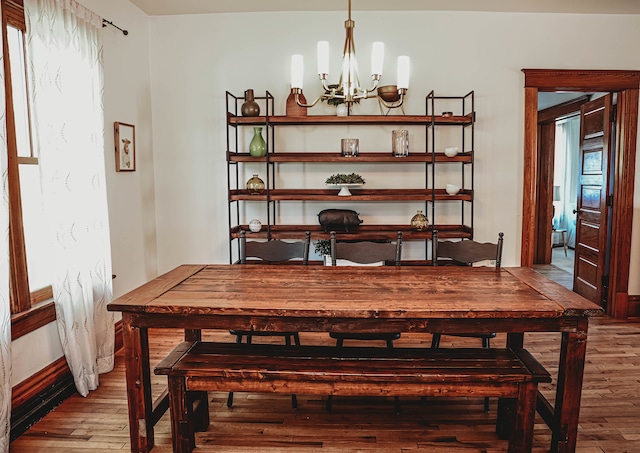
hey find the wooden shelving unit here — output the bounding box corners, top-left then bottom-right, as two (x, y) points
(225, 90), (475, 264)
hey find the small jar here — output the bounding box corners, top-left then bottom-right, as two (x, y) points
(410, 210), (429, 231)
(249, 219), (262, 232)
(341, 138), (359, 157)
(246, 174), (265, 195)
(392, 130), (409, 157)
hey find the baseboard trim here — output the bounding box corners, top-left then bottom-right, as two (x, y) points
(10, 356), (75, 441)
(629, 295), (640, 317)
(10, 320), (124, 441)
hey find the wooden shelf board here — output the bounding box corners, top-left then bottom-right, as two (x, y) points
(227, 113), (473, 126)
(230, 188), (472, 202)
(227, 151), (473, 163)
(230, 224), (472, 241)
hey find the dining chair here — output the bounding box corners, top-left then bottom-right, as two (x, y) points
(326, 230), (403, 413)
(430, 229), (504, 411)
(227, 230), (311, 409)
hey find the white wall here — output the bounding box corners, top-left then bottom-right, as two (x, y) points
(147, 10), (640, 283)
(12, 0), (154, 386)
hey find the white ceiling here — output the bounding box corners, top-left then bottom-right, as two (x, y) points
(128, 0), (640, 16)
(538, 92), (588, 111)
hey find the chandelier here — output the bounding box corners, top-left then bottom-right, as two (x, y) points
(289, 0), (410, 110)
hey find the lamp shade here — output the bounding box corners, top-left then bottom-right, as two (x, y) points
(291, 55), (304, 89)
(370, 41), (384, 76)
(317, 41), (330, 75)
(397, 56), (410, 89)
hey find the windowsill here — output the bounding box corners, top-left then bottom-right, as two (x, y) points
(11, 300), (56, 341)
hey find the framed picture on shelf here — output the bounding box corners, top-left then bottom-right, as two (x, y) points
(114, 122), (136, 171)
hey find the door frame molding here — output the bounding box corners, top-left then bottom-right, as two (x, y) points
(521, 69), (640, 319)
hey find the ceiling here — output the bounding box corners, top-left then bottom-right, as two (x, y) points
(129, 0), (640, 16)
(538, 92), (588, 111)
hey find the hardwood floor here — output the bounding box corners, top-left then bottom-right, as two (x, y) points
(533, 247), (574, 290)
(10, 316), (640, 452)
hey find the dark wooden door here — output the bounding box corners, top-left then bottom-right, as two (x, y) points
(572, 94), (612, 306)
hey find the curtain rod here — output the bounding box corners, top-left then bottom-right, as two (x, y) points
(102, 19), (128, 36)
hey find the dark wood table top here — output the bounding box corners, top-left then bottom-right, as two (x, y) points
(108, 264), (603, 320)
(110, 264), (602, 453)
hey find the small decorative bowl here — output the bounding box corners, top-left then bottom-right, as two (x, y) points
(445, 184), (460, 195)
(442, 111), (453, 118)
(444, 147), (459, 157)
(249, 219), (262, 232)
(377, 85), (400, 102)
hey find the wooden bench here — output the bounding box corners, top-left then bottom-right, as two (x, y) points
(155, 341), (551, 453)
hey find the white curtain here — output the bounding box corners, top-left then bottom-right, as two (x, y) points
(24, 0), (114, 396)
(0, 2), (13, 449)
(554, 116), (580, 248)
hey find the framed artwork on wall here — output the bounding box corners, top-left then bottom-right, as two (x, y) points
(114, 122), (136, 171)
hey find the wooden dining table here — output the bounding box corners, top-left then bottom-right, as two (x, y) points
(108, 264), (603, 453)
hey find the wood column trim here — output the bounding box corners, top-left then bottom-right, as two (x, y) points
(609, 88), (638, 319)
(536, 122), (555, 264)
(521, 86), (538, 267)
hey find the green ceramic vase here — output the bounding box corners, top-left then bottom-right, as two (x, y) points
(249, 127), (267, 157)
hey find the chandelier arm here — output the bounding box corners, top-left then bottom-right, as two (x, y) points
(353, 77), (382, 100)
(376, 89), (407, 109)
(293, 90), (324, 108)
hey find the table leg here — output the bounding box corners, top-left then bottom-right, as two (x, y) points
(506, 332), (524, 348)
(496, 332), (525, 437)
(122, 315), (154, 453)
(552, 318), (589, 453)
(185, 329), (202, 342)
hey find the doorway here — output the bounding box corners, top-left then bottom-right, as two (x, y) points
(521, 69), (640, 319)
(534, 93), (613, 299)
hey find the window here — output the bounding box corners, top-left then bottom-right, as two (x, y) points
(3, 0), (54, 315)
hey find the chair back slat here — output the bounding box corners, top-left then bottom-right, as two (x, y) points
(330, 231), (402, 266)
(432, 231), (504, 267)
(240, 231), (311, 264)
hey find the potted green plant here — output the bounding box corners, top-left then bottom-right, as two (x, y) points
(314, 240), (331, 261)
(325, 173), (366, 196)
(325, 173), (365, 184)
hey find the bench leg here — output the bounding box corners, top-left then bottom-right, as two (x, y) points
(168, 376), (195, 453)
(496, 397), (516, 440)
(507, 382), (538, 453)
(190, 391), (210, 432)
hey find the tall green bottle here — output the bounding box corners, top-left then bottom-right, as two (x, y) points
(249, 127), (267, 157)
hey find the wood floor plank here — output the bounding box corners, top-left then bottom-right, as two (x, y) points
(10, 316), (640, 452)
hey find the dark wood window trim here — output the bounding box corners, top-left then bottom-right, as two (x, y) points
(4, 0), (24, 31)
(521, 69), (640, 319)
(4, 0), (45, 317)
(3, 0), (30, 314)
(11, 300), (56, 340)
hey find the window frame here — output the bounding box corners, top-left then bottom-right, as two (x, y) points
(3, 0), (55, 335)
